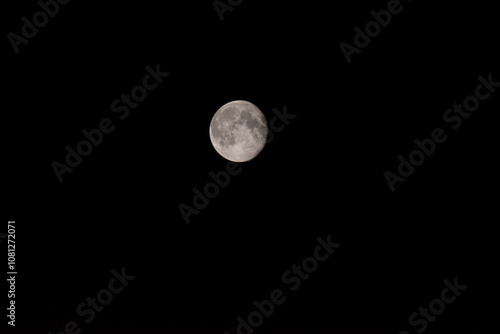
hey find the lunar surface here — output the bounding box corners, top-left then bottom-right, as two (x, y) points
(210, 100), (268, 162)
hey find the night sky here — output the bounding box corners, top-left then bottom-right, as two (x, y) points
(4, 1), (499, 333)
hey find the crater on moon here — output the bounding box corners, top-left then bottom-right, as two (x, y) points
(210, 100), (268, 162)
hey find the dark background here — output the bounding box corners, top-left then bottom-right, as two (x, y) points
(3, 0), (499, 333)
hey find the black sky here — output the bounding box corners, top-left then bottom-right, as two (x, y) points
(4, 0), (499, 333)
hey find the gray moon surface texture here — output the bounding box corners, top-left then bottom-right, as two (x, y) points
(210, 100), (268, 162)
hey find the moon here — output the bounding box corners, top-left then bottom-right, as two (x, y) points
(210, 100), (268, 162)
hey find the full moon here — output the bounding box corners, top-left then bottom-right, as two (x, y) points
(210, 100), (268, 162)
